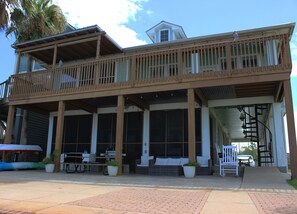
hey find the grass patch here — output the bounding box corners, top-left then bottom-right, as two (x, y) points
(288, 179), (297, 189)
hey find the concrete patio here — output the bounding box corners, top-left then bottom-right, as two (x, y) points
(0, 167), (296, 213)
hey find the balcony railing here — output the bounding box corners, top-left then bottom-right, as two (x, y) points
(9, 34), (291, 100)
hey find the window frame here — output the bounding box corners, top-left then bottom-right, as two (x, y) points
(159, 29), (170, 42)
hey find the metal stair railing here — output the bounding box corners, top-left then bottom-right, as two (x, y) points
(241, 105), (273, 166)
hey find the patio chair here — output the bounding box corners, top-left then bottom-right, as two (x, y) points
(219, 145), (238, 176)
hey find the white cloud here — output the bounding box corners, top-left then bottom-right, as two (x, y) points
(54, 0), (147, 48)
(146, 10), (153, 15)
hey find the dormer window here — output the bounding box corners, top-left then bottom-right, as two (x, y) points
(146, 21), (187, 43)
(160, 29), (169, 42)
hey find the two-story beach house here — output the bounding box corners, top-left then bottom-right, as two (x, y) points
(2, 21), (297, 178)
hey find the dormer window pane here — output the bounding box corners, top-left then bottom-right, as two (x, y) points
(160, 30), (169, 42)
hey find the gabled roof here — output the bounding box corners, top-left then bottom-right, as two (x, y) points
(146, 20), (187, 42)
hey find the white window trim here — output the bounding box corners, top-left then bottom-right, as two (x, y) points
(159, 28), (170, 42)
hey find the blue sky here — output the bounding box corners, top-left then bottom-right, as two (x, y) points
(1, 0), (297, 108)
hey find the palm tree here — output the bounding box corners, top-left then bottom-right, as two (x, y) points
(6, 0), (67, 42)
(0, 0), (19, 30)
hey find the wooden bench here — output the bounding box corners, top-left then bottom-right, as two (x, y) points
(64, 162), (107, 173)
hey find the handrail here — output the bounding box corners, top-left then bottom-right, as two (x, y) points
(241, 105), (273, 166)
(8, 34), (291, 100)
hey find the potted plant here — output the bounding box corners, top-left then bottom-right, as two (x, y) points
(183, 161), (199, 178)
(42, 150), (58, 173)
(106, 160), (119, 176)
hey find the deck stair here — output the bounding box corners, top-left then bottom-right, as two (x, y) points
(240, 104), (273, 166)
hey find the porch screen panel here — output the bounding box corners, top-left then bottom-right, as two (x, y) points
(150, 111), (166, 142)
(150, 109), (202, 157)
(97, 113), (116, 154)
(167, 110), (183, 142)
(123, 112), (143, 172)
(76, 115), (92, 152)
(61, 115), (92, 153)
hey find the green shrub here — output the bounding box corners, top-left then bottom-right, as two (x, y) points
(42, 149), (58, 165)
(288, 179), (297, 189)
(106, 160), (119, 166)
(184, 161), (200, 167)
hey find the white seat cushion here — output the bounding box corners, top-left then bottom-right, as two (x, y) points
(155, 158), (168, 165)
(180, 158), (189, 166)
(167, 158), (181, 166)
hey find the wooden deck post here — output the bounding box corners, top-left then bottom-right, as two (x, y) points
(16, 52), (21, 74)
(131, 56), (137, 84)
(226, 43), (232, 75)
(178, 50), (183, 80)
(4, 105), (16, 144)
(52, 44), (58, 69)
(54, 101), (65, 172)
(283, 80), (297, 179)
(188, 88), (196, 162)
(3, 105), (16, 161)
(115, 95), (125, 175)
(96, 35), (101, 59)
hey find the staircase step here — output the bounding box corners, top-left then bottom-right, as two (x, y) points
(260, 160), (273, 164)
(243, 130), (257, 134)
(259, 155), (272, 159)
(257, 106), (268, 110)
(245, 135), (257, 138)
(245, 122), (257, 125)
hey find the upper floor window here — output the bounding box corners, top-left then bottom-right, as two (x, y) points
(160, 29), (169, 42)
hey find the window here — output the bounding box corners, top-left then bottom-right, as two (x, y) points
(160, 29), (169, 42)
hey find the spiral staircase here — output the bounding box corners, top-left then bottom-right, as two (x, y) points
(239, 104), (273, 166)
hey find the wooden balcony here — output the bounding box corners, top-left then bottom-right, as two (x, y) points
(8, 34), (292, 104)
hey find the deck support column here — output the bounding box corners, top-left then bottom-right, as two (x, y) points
(15, 52), (21, 74)
(52, 45), (57, 69)
(54, 101), (65, 172)
(96, 35), (101, 59)
(283, 80), (297, 179)
(115, 95), (125, 175)
(91, 113), (98, 154)
(188, 89), (196, 162)
(201, 107), (211, 160)
(3, 105), (16, 161)
(46, 115), (54, 156)
(142, 110), (150, 156)
(4, 105), (16, 144)
(272, 103), (287, 171)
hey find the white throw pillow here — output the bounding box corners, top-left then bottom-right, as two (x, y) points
(155, 158), (168, 165)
